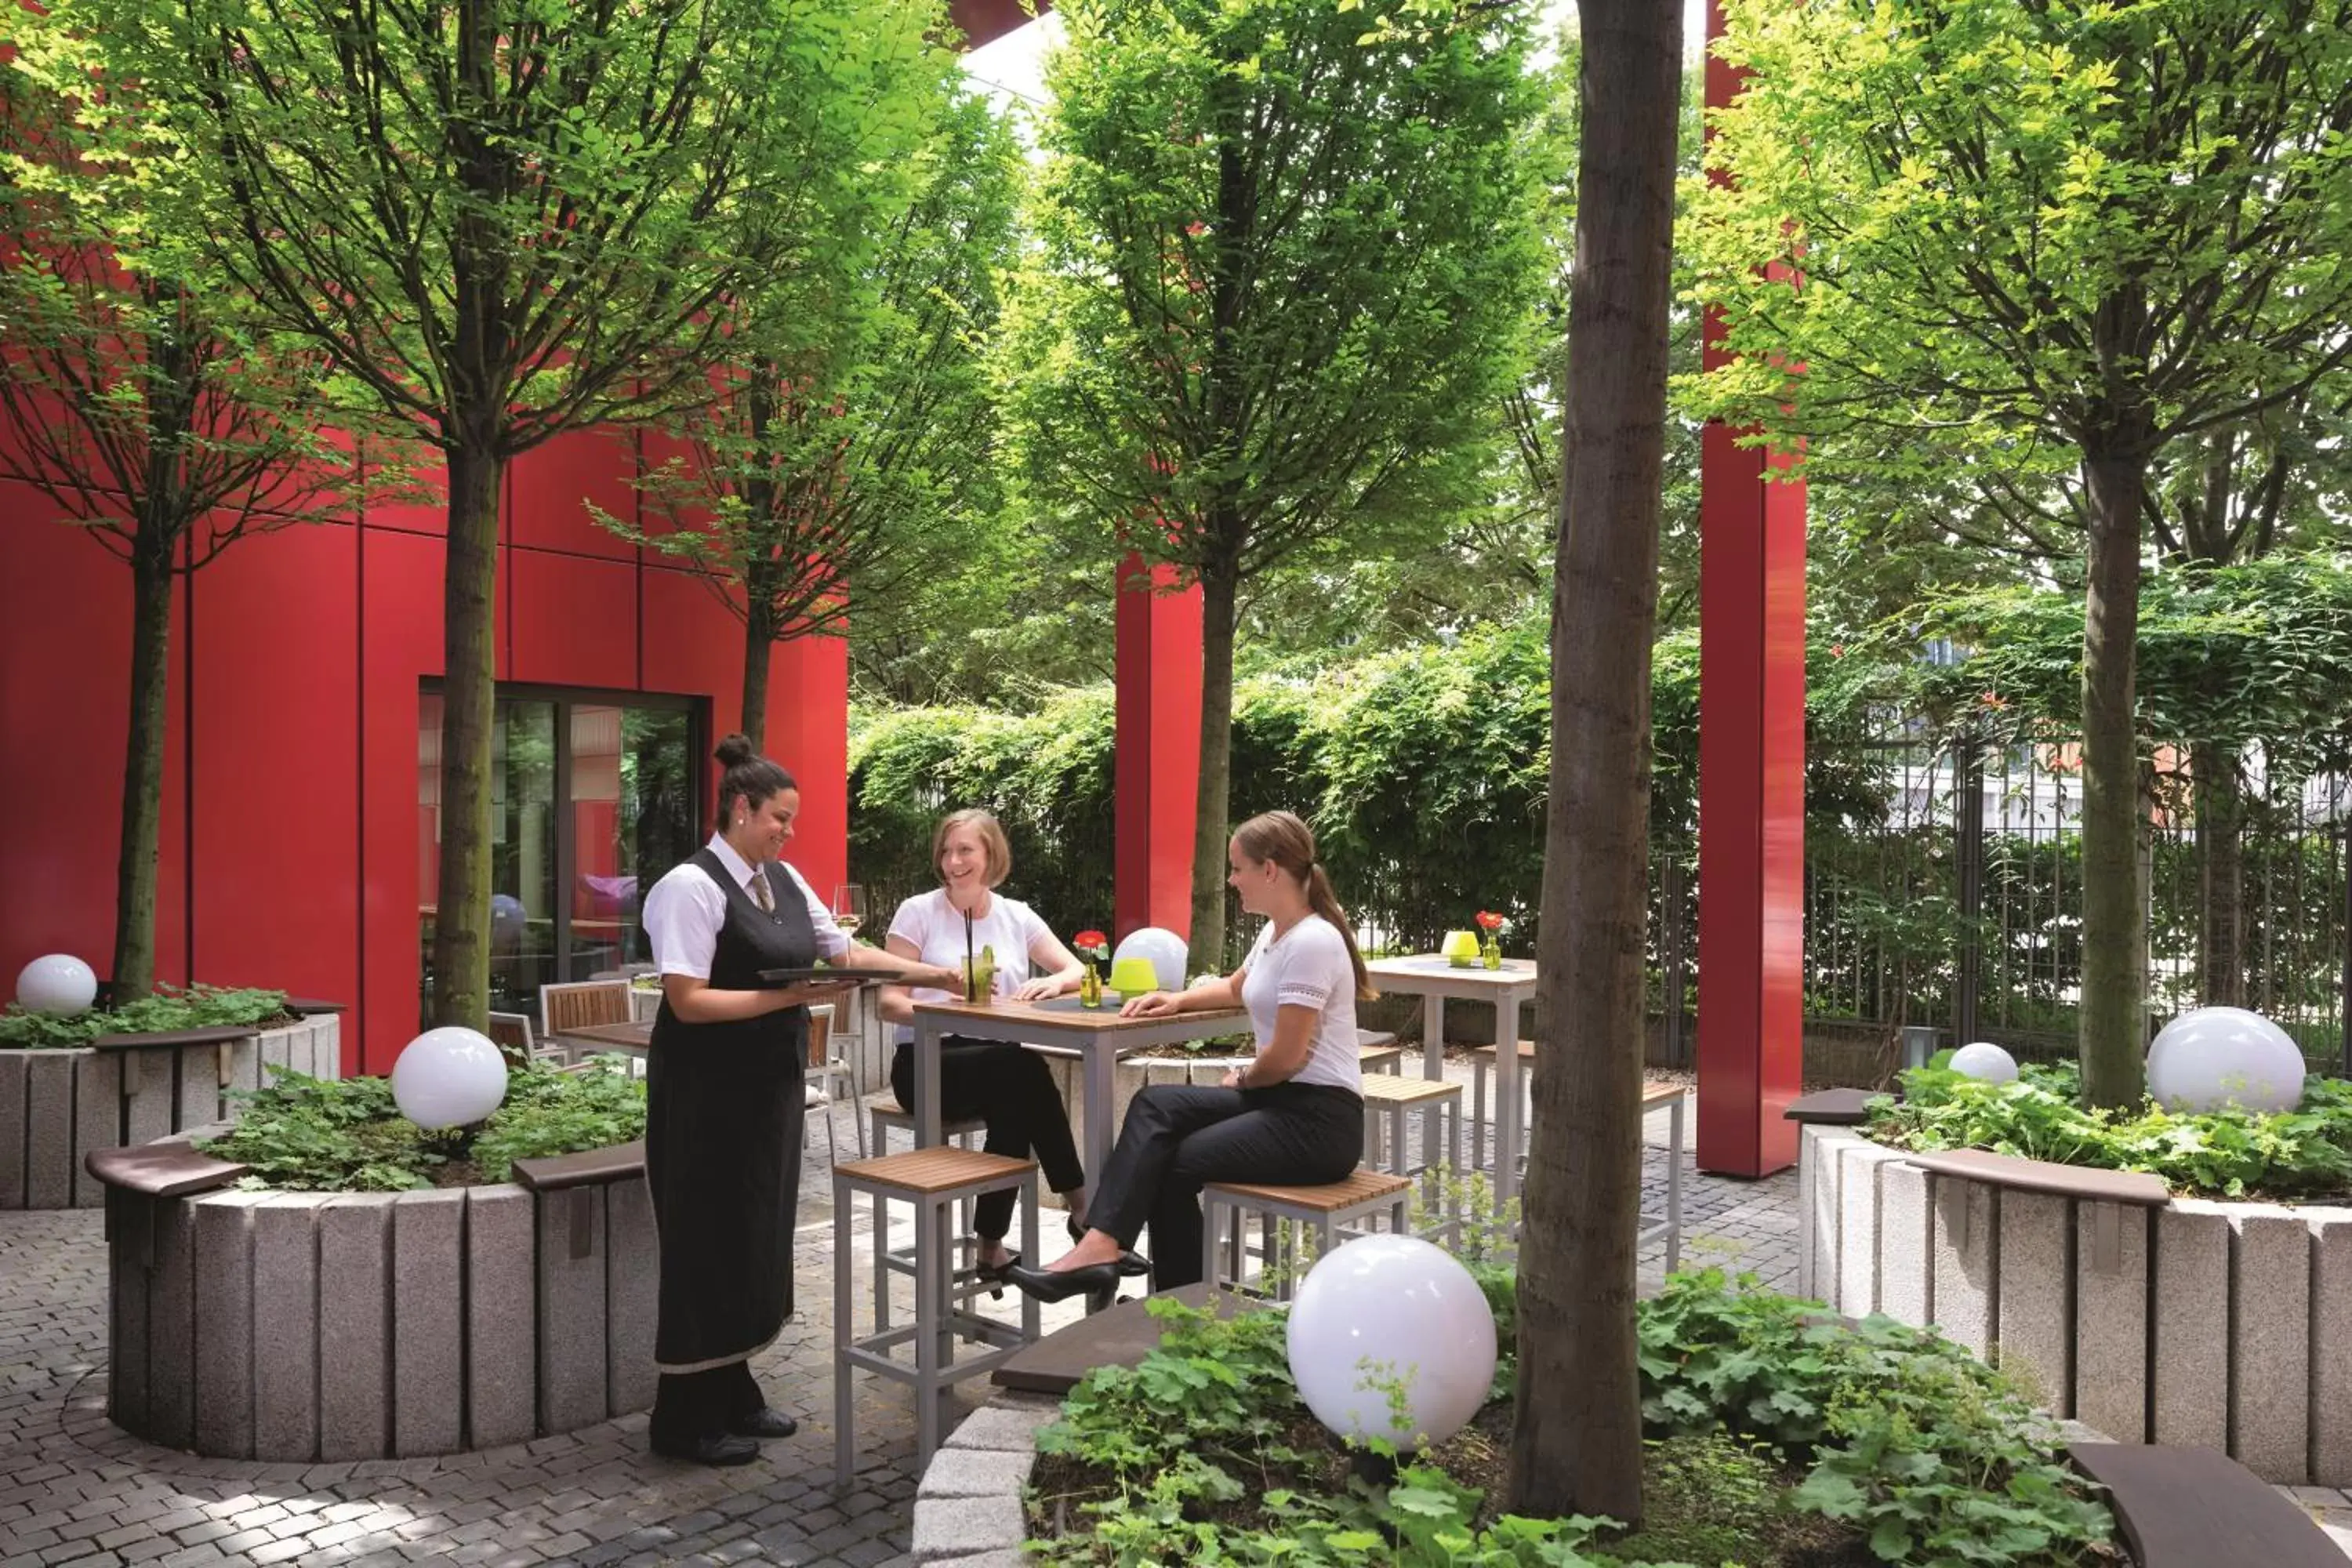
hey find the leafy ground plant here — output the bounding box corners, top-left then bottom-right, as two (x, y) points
(1869, 1061), (2352, 1201)
(0, 984), (291, 1048)
(198, 1062), (646, 1191)
(1026, 1270), (2115, 1566)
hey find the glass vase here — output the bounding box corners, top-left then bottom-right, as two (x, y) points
(1481, 938), (1502, 970)
(1079, 964), (1103, 1008)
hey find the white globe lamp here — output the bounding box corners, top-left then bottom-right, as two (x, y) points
(2147, 1006), (2307, 1115)
(1286, 1234), (1497, 1451)
(1949, 1041), (2019, 1085)
(1114, 927), (1189, 993)
(392, 1026), (510, 1130)
(15, 954), (98, 1017)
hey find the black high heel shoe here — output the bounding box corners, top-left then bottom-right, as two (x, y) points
(1067, 1216), (1151, 1277)
(974, 1250), (1022, 1300)
(1005, 1260), (1123, 1304)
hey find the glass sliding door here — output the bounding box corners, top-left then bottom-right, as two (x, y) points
(419, 686), (699, 1027)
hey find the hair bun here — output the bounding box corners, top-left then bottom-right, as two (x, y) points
(714, 733), (757, 768)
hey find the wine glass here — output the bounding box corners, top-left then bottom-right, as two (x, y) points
(830, 884), (868, 938)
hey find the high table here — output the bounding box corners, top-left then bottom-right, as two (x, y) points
(1363, 956), (1538, 1209)
(906, 997), (1250, 1190)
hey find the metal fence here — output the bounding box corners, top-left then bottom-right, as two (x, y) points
(1787, 724), (2352, 1072)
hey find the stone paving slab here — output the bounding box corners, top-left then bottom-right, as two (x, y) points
(0, 1085), (1760, 1566)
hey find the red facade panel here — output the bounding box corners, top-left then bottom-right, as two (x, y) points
(508, 428), (640, 561)
(511, 549), (639, 691)
(191, 517), (361, 1044)
(358, 524), (448, 1073)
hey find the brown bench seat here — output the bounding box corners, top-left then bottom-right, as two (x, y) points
(2069, 1443), (2343, 1568)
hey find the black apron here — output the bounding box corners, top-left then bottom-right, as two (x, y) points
(645, 849), (811, 1373)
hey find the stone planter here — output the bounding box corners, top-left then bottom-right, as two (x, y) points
(0, 1006), (343, 1211)
(89, 1133), (653, 1462)
(1800, 1121), (2352, 1484)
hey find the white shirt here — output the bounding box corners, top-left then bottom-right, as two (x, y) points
(885, 887), (1054, 1042)
(1238, 914), (1361, 1093)
(641, 834), (850, 980)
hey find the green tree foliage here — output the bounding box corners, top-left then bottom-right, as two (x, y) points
(595, 89), (1021, 746)
(0, 52), (395, 998)
(20, 0), (956, 1028)
(1688, 0), (2352, 1106)
(1000, 0), (1553, 962)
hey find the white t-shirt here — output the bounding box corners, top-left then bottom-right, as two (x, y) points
(641, 834), (851, 979)
(1238, 914), (1361, 1093)
(886, 887), (1054, 1041)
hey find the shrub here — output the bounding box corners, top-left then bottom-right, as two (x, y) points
(1868, 1062), (2352, 1200)
(0, 983), (289, 1048)
(198, 1061), (647, 1191)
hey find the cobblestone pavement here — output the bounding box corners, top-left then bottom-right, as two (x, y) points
(0, 1090), (1769, 1568)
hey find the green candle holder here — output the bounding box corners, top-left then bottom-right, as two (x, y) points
(1440, 930), (1479, 968)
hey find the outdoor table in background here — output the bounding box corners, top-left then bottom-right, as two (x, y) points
(1363, 955), (1539, 1208)
(556, 1019), (652, 1064)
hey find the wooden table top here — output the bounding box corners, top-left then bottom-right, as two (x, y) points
(560, 1022), (653, 1049)
(910, 996), (1247, 1034)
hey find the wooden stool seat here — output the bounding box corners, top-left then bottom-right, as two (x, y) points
(1360, 1074), (1460, 1105)
(1471, 1040), (1536, 1061)
(1207, 1167), (1412, 1211)
(868, 1096), (986, 1138)
(1202, 1167), (1414, 1297)
(833, 1146), (1033, 1196)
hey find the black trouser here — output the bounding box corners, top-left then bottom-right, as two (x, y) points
(649, 1359), (764, 1447)
(890, 1036), (1087, 1242)
(1085, 1081), (1364, 1291)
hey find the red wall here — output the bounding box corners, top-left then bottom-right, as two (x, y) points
(0, 434), (848, 1074)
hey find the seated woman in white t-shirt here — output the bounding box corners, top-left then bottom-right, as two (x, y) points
(1007, 810), (1372, 1302)
(878, 809), (1093, 1283)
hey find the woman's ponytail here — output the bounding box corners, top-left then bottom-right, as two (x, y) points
(1305, 862), (1376, 1001)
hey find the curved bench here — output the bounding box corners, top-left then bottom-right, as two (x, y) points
(2070, 1443), (2343, 1567)
(88, 1131), (653, 1461)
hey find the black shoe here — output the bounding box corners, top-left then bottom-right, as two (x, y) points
(730, 1407), (800, 1440)
(975, 1250), (1022, 1300)
(1005, 1261), (1123, 1304)
(1116, 1250), (1152, 1277)
(651, 1432), (760, 1466)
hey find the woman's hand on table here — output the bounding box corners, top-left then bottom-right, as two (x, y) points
(1120, 991), (1181, 1018)
(1011, 975), (1066, 1002)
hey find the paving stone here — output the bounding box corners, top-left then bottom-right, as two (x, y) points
(2232, 1204), (2314, 1485)
(2071, 1200), (2149, 1444)
(2155, 1197), (2233, 1450)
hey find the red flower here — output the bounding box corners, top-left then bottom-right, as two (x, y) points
(1475, 910), (1504, 931)
(1073, 929), (1109, 957)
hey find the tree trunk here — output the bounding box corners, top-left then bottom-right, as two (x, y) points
(1187, 555), (1240, 967)
(2192, 738), (2245, 1009)
(428, 437), (503, 1031)
(2078, 441), (2148, 1108)
(109, 524), (175, 1001)
(1508, 0), (1681, 1525)
(741, 600), (772, 751)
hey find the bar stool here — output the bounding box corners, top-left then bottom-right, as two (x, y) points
(833, 1148), (1040, 1485)
(1202, 1168), (1413, 1299)
(1470, 1040), (1533, 1180)
(1359, 1074), (1465, 1244)
(864, 1096), (989, 1320)
(1356, 1027), (1403, 1075)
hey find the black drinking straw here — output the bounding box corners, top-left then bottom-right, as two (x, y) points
(964, 908), (975, 1000)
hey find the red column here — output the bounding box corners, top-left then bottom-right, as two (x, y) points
(1113, 554), (1202, 942)
(1697, 0), (1806, 1178)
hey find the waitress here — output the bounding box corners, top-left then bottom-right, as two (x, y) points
(639, 732), (960, 1466)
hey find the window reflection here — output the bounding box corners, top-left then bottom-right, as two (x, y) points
(419, 688), (696, 1027)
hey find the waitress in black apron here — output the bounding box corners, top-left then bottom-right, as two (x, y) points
(637, 733), (961, 1465)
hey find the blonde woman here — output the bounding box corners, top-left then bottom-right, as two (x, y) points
(879, 809), (1097, 1283)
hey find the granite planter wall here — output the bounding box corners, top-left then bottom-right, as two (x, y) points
(91, 1134), (653, 1462)
(1801, 1121), (2352, 1485)
(0, 1007), (343, 1210)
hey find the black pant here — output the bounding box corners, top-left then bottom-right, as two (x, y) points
(650, 1359), (764, 1446)
(1086, 1081), (1364, 1291)
(890, 1036), (1087, 1242)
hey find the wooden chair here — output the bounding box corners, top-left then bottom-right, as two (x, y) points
(1202, 1167), (1413, 1299)
(485, 1010), (564, 1069)
(539, 978), (631, 1041)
